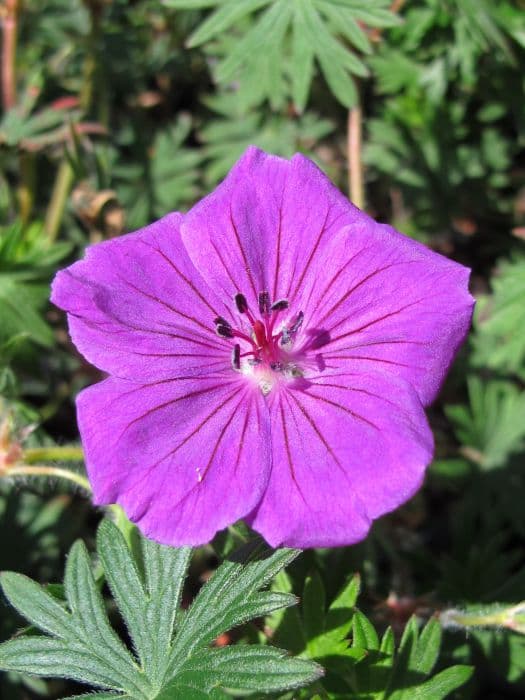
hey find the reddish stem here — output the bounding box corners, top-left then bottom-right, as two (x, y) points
(1, 0), (18, 111)
(347, 101), (363, 209)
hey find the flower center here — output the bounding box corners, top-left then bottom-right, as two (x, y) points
(213, 291), (304, 394)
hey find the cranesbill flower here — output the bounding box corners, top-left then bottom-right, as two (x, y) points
(51, 147), (474, 548)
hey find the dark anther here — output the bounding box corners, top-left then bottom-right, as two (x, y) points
(214, 316), (231, 328)
(270, 361), (284, 371)
(270, 299), (289, 312)
(258, 291), (270, 315)
(234, 293), (248, 314)
(281, 311), (304, 346)
(216, 324), (234, 338)
(231, 344), (241, 370)
(290, 311), (304, 333)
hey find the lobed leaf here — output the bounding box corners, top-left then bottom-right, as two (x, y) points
(167, 542), (300, 674)
(0, 521), (313, 698)
(411, 665), (474, 699)
(176, 645), (323, 692)
(172, 0), (399, 108)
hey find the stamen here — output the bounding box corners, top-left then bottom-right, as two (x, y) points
(234, 293), (248, 314)
(258, 291), (270, 315)
(231, 344), (241, 370)
(290, 311), (304, 333)
(216, 324), (234, 339)
(280, 310), (304, 347)
(270, 299), (289, 311)
(213, 289), (305, 386)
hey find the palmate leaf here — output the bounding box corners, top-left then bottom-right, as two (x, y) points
(0, 274), (54, 348)
(165, 0), (400, 110)
(0, 520), (321, 698)
(266, 571), (472, 698)
(200, 91), (334, 185)
(445, 376), (525, 470)
(111, 115), (203, 230)
(472, 255), (525, 379)
(345, 615), (473, 700)
(0, 220), (72, 349)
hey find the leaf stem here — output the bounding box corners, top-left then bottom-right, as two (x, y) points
(23, 445), (84, 464)
(443, 609), (507, 628)
(4, 464), (91, 491)
(440, 603), (525, 634)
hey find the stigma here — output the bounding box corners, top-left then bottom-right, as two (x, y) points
(213, 290), (304, 394)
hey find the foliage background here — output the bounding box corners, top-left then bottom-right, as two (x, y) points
(0, 0), (524, 698)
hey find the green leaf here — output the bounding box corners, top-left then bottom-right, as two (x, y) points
(155, 684), (228, 700)
(0, 635), (144, 693)
(323, 573), (360, 648)
(473, 255), (525, 379)
(172, 0), (398, 108)
(97, 520), (191, 685)
(0, 274), (53, 348)
(304, 572), (326, 654)
(303, 573), (361, 663)
(63, 541), (137, 678)
(0, 571), (73, 638)
(344, 613), (472, 699)
(411, 665), (474, 699)
(353, 610), (380, 651)
(266, 569), (306, 656)
(111, 116), (202, 230)
(175, 646), (323, 693)
(167, 540), (300, 674)
(63, 694), (130, 700)
(200, 91), (334, 185)
(186, 0), (269, 47)
(445, 376), (525, 470)
(162, 0), (222, 8)
(290, 5), (315, 112)
(0, 522), (315, 698)
(300, 1), (360, 108)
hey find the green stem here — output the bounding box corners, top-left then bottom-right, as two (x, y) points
(43, 160), (74, 243)
(440, 604), (525, 633)
(5, 464), (91, 492)
(18, 151), (35, 223)
(23, 445), (84, 464)
(43, 0), (101, 242)
(445, 610), (508, 628)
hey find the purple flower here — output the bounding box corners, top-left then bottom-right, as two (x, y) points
(51, 147), (474, 548)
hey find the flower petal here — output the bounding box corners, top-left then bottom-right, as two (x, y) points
(51, 213), (231, 381)
(296, 220), (474, 406)
(181, 146), (362, 309)
(248, 371), (433, 548)
(77, 375), (271, 546)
